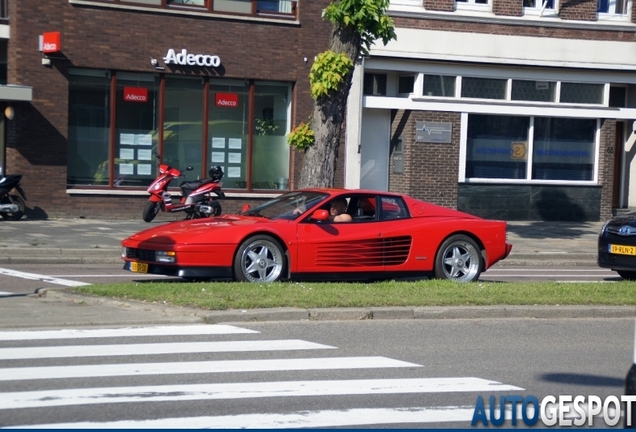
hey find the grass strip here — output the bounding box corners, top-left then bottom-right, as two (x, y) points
(73, 280), (636, 311)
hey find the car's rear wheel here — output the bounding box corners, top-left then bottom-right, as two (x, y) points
(434, 234), (482, 282)
(234, 235), (285, 282)
(617, 270), (636, 280)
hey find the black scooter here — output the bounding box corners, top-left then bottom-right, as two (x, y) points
(0, 173), (27, 220)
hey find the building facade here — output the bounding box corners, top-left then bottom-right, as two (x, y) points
(345, 0), (636, 221)
(2, 0), (332, 220)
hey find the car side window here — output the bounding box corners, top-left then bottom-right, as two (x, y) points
(349, 196), (377, 221)
(379, 196), (409, 221)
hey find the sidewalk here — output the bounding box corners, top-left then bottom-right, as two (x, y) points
(0, 217), (604, 266)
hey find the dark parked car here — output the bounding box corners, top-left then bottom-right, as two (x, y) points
(598, 212), (636, 280)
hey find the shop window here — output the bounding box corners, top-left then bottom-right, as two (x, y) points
(423, 75), (456, 97)
(560, 83), (604, 105)
(532, 118), (595, 181)
(208, 79), (250, 189)
(363, 74), (387, 96)
(465, 114), (529, 180)
(461, 77), (507, 100)
(113, 72), (159, 188)
(251, 82), (291, 190)
(511, 80), (556, 102)
(67, 69), (111, 186)
(164, 76), (205, 180)
(464, 114), (599, 183)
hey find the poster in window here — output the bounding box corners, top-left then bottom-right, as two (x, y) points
(120, 133), (135, 145)
(228, 138), (242, 149)
(228, 152), (241, 163)
(228, 167), (241, 178)
(137, 134), (152, 146)
(119, 163), (134, 175)
(119, 148), (134, 160)
(212, 137), (225, 148)
(137, 164), (152, 175)
(212, 152), (225, 163)
(138, 149), (152, 161)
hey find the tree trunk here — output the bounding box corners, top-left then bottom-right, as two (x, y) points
(298, 24), (362, 189)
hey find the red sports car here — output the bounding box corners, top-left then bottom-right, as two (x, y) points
(122, 189), (512, 283)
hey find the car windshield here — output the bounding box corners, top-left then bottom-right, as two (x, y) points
(240, 191), (329, 220)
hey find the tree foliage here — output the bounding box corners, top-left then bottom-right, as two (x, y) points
(288, 0), (396, 188)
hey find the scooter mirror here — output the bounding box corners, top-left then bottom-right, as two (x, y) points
(186, 166), (194, 171)
(241, 204), (251, 212)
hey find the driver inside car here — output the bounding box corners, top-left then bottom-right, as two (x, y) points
(329, 198), (352, 223)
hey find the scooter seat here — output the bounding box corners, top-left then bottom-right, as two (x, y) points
(180, 178), (219, 198)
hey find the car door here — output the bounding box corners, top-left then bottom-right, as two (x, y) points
(294, 195), (385, 274)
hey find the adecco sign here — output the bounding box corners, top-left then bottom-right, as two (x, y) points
(163, 48), (221, 67)
(123, 87), (148, 103)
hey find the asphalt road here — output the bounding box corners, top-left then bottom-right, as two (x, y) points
(1, 318), (633, 428)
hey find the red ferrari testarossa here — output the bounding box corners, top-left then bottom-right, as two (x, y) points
(122, 189), (512, 283)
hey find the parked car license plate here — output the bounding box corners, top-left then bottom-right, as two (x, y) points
(130, 262), (149, 273)
(609, 244), (636, 255)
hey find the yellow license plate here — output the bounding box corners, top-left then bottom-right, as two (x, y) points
(130, 262), (149, 273)
(609, 244), (636, 256)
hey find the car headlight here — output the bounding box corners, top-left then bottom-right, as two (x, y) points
(122, 247), (127, 258)
(155, 250), (176, 263)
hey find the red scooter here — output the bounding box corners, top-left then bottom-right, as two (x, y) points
(143, 153), (225, 222)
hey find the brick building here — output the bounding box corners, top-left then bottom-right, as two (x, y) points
(0, 0), (332, 220)
(344, 0), (636, 221)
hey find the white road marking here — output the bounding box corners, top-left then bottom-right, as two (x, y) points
(0, 378), (523, 410)
(0, 356), (420, 381)
(0, 339), (336, 360)
(6, 406), (477, 428)
(0, 268), (90, 287)
(0, 324), (258, 341)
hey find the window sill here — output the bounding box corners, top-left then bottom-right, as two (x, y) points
(66, 188), (281, 199)
(68, 0), (300, 25)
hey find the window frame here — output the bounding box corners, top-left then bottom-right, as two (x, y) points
(522, 0), (558, 17)
(597, 0), (631, 20)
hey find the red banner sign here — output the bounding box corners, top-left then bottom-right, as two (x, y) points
(215, 92), (239, 108)
(42, 32), (61, 54)
(123, 87), (149, 103)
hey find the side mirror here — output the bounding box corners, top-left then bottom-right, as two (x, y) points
(311, 209), (330, 221)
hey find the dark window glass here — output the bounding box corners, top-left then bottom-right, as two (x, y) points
(424, 75), (456, 97)
(363, 74), (387, 96)
(461, 77), (507, 100)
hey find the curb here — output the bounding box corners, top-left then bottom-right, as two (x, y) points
(45, 289), (636, 324)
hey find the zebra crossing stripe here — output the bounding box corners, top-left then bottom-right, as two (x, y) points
(0, 356), (421, 381)
(0, 377), (524, 410)
(4, 406), (477, 429)
(0, 268), (90, 287)
(0, 324), (258, 341)
(0, 339), (336, 360)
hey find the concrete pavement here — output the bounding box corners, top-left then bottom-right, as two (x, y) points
(1, 216), (632, 329)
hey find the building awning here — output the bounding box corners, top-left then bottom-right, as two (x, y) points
(0, 85), (33, 102)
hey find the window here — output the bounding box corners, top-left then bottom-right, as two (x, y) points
(363, 74), (387, 96)
(81, 0), (297, 19)
(68, 70), (292, 191)
(423, 75), (456, 97)
(597, 0), (628, 14)
(398, 76), (415, 94)
(461, 77), (507, 100)
(523, 0), (557, 16)
(511, 80), (556, 102)
(464, 114), (598, 183)
(68, 70), (111, 186)
(456, 0), (489, 4)
(560, 83), (604, 105)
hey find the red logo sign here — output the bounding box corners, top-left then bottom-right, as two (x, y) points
(123, 87), (148, 103)
(215, 92), (239, 108)
(42, 32), (61, 54)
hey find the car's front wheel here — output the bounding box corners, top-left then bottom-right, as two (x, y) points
(234, 235), (285, 282)
(434, 234), (482, 282)
(617, 270), (636, 280)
